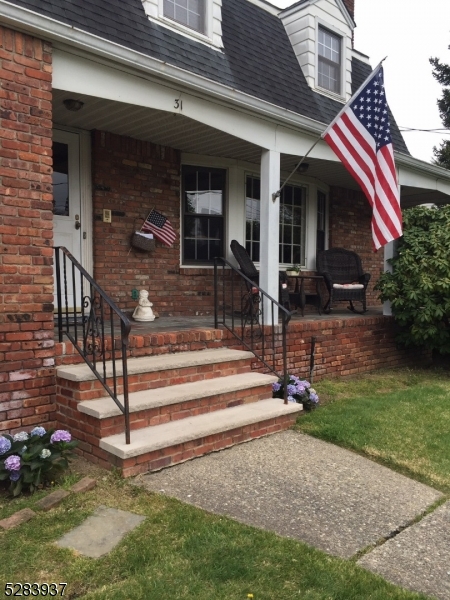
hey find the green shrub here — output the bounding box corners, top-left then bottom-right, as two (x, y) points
(375, 205), (450, 353)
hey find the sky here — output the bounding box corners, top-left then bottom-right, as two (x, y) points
(271, 0), (450, 164)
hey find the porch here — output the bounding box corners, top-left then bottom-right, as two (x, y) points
(55, 305), (427, 381)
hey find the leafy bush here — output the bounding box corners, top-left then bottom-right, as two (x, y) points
(375, 205), (450, 354)
(0, 427), (78, 497)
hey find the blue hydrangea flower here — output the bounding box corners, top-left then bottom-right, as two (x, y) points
(50, 430), (72, 443)
(40, 449), (51, 459)
(287, 395), (296, 403)
(272, 382), (281, 392)
(4, 455), (21, 471)
(287, 384), (297, 395)
(9, 471), (21, 482)
(13, 431), (29, 442)
(0, 436), (11, 455)
(20, 446), (27, 454)
(31, 426), (46, 437)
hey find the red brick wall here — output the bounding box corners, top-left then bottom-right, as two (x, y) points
(92, 131), (216, 317)
(328, 186), (384, 307)
(0, 27), (55, 434)
(222, 316), (431, 380)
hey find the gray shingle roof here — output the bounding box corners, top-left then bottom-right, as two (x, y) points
(7, 0), (409, 153)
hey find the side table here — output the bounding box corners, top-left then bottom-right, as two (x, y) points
(285, 274), (324, 316)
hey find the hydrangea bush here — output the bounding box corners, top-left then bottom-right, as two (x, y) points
(272, 375), (319, 411)
(0, 427), (78, 497)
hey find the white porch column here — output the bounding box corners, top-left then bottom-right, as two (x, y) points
(383, 241), (394, 316)
(259, 149), (280, 323)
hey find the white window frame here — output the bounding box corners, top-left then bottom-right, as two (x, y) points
(315, 19), (346, 101)
(157, 0), (214, 46)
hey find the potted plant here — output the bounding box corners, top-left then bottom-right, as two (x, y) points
(286, 264), (300, 277)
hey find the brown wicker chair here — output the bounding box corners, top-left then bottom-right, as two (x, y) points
(316, 248), (371, 314)
(230, 240), (290, 310)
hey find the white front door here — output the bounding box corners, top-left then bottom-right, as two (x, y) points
(53, 130), (82, 309)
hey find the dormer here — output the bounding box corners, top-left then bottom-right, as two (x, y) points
(279, 0), (355, 102)
(141, 0), (224, 49)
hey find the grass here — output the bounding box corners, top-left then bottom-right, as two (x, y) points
(1, 367), (448, 599)
(296, 368), (450, 493)
(0, 468), (432, 600)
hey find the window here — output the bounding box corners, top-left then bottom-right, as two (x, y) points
(245, 176), (306, 267)
(182, 166), (225, 264)
(164, 0), (205, 33)
(318, 27), (341, 94)
(245, 176), (261, 262)
(316, 190), (327, 256)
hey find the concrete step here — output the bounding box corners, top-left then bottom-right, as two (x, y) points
(99, 398), (303, 476)
(57, 348), (253, 382)
(78, 372), (278, 420)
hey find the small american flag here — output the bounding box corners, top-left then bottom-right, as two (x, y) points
(141, 209), (176, 247)
(322, 65), (402, 250)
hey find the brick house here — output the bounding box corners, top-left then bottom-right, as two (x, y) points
(2, 0), (450, 471)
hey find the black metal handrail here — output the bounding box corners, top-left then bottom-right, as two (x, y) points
(214, 258), (291, 403)
(54, 247), (132, 444)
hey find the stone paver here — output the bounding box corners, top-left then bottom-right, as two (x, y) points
(0, 508), (36, 530)
(35, 489), (70, 511)
(138, 431), (442, 559)
(56, 505), (145, 558)
(358, 501), (450, 600)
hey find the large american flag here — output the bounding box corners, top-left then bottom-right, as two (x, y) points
(141, 209), (176, 247)
(322, 65), (402, 250)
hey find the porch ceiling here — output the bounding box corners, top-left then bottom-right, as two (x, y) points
(52, 89), (450, 206)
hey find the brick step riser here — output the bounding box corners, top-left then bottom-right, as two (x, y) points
(70, 412), (298, 477)
(55, 332), (224, 367)
(57, 383), (274, 441)
(56, 358), (254, 403)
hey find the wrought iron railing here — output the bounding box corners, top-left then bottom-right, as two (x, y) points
(54, 247), (132, 444)
(214, 258), (291, 403)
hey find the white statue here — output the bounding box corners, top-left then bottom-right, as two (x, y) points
(132, 289), (155, 322)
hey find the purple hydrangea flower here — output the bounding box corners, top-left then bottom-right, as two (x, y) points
(287, 384), (297, 395)
(31, 426), (46, 437)
(50, 430), (72, 444)
(9, 471), (21, 482)
(4, 455), (21, 471)
(272, 382), (281, 392)
(0, 436), (11, 455)
(13, 431), (29, 442)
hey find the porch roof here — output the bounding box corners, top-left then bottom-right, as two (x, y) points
(6, 0), (409, 154)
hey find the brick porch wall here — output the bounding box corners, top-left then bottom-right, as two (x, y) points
(329, 186), (383, 307)
(0, 27), (55, 434)
(92, 130), (217, 317)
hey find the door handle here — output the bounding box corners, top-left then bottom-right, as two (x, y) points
(75, 214), (81, 230)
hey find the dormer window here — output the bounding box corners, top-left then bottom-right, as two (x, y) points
(318, 26), (341, 94)
(163, 0), (205, 34)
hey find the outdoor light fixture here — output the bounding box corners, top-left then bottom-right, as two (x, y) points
(63, 98), (84, 112)
(298, 162), (309, 174)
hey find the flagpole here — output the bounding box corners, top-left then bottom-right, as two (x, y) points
(272, 57), (387, 202)
(272, 137), (321, 201)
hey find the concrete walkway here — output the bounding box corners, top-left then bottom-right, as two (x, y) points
(138, 431), (449, 600)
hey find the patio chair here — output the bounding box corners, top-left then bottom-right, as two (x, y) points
(229, 240), (290, 318)
(316, 248), (371, 314)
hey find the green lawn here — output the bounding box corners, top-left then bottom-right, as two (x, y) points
(1, 367), (448, 599)
(297, 368), (450, 493)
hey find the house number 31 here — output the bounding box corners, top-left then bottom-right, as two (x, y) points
(174, 98), (182, 110)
